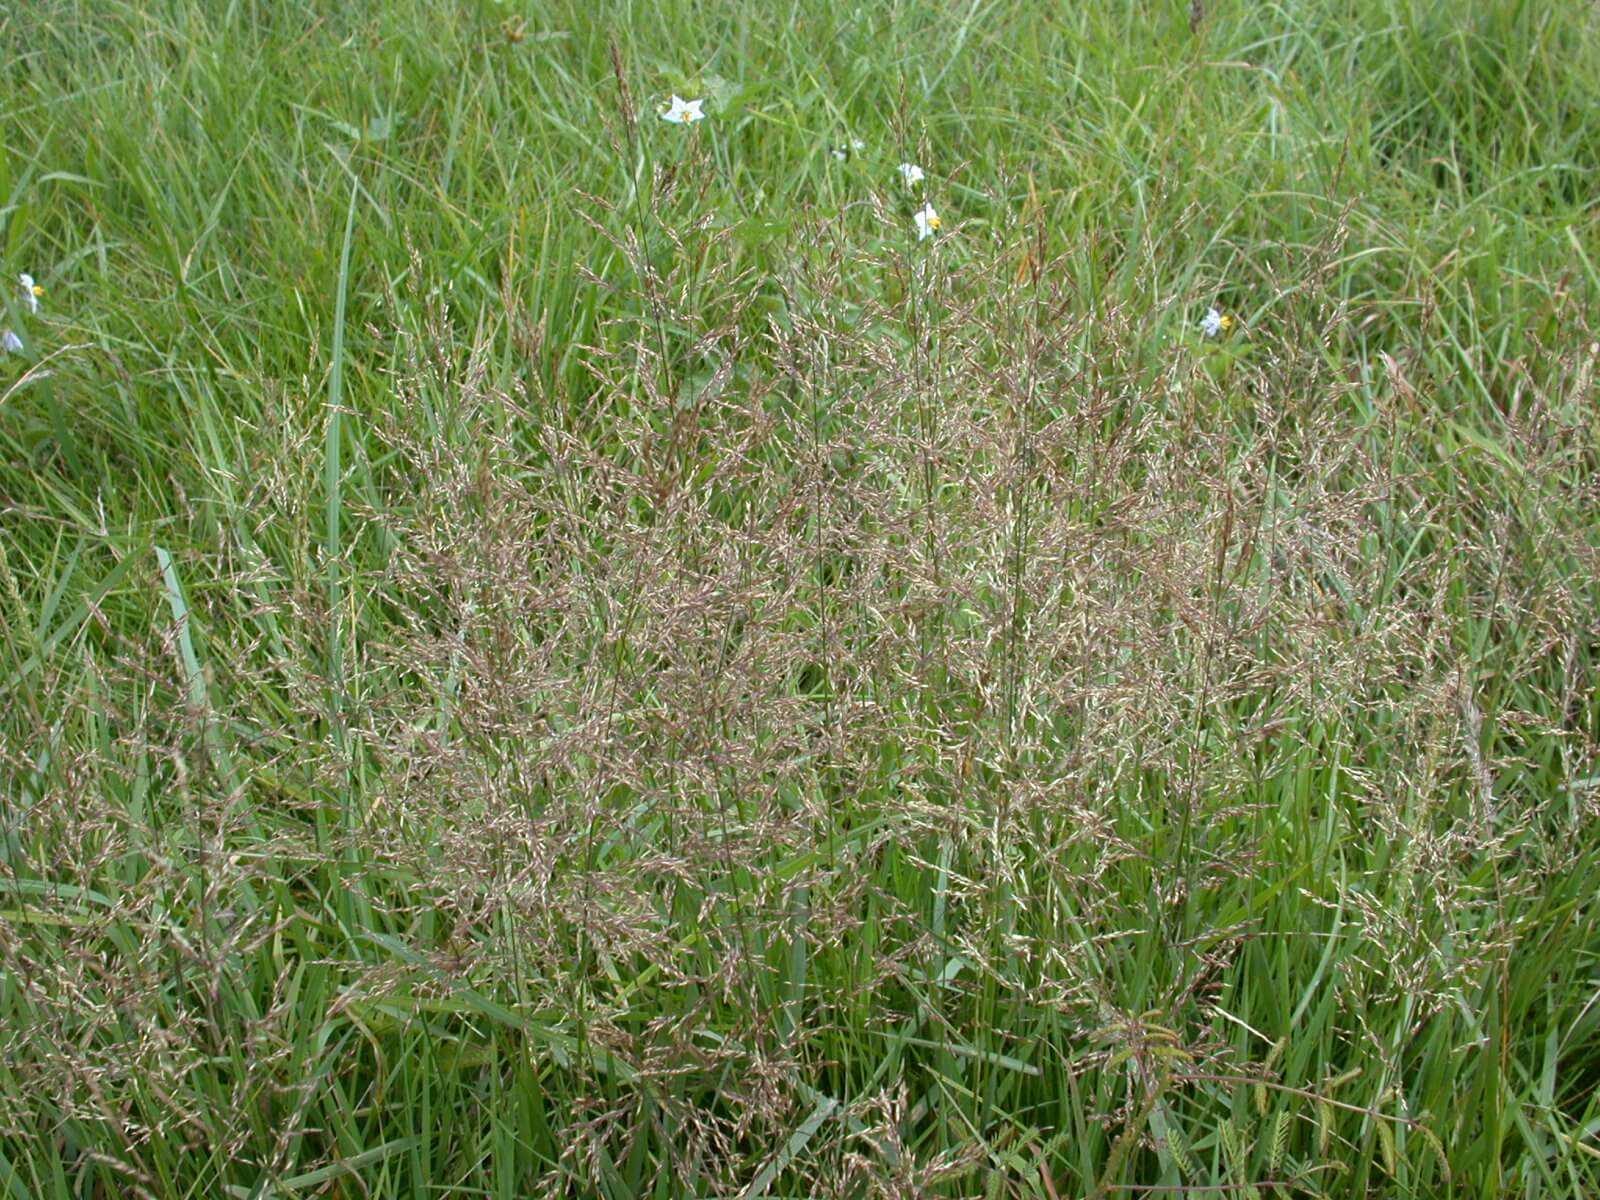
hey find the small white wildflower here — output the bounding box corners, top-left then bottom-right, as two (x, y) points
(658, 95), (705, 125)
(897, 162), (925, 186)
(914, 203), (941, 241)
(1200, 307), (1233, 338)
(832, 147), (848, 161)
(1, 329), (22, 354)
(18, 273), (42, 315)
(851, 138), (865, 151)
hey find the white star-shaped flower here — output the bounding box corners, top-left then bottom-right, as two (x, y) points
(897, 162), (925, 186)
(1199, 307), (1233, 338)
(18, 273), (42, 315)
(914, 203), (941, 241)
(658, 95), (705, 125)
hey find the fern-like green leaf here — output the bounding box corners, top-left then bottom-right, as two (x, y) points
(1270, 1110), (1291, 1171)
(1166, 1126), (1197, 1178)
(1220, 1117), (1244, 1178)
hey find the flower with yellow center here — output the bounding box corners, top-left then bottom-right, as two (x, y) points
(19, 273), (42, 316)
(1200, 307), (1233, 337)
(658, 95), (705, 125)
(914, 203), (941, 241)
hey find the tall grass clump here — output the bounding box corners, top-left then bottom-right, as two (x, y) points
(2, 0), (1598, 1196)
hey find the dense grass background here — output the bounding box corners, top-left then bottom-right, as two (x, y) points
(3, 0), (1599, 1195)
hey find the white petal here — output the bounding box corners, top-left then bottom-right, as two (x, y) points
(1, 329), (22, 354)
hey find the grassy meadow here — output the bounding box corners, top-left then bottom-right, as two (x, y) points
(4, 0), (1600, 1195)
